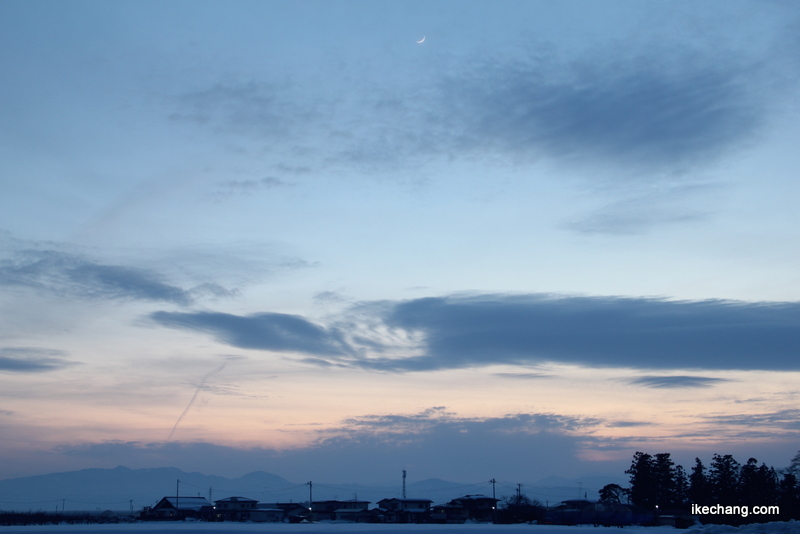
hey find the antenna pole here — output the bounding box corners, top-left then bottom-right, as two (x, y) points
(489, 479), (497, 523)
(402, 470), (407, 498)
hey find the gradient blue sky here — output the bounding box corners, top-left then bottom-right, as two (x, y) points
(2, 0), (800, 484)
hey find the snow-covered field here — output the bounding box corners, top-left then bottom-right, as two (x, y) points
(0, 522), (797, 534)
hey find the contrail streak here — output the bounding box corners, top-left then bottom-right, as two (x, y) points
(167, 362), (227, 441)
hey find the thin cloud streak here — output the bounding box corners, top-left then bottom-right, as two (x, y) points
(702, 409), (800, 431)
(150, 311), (351, 356)
(564, 184), (718, 235)
(0, 250), (197, 305)
(167, 362), (228, 441)
(210, 177), (293, 203)
(0, 347), (74, 373)
(493, 372), (556, 380)
(629, 375), (732, 389)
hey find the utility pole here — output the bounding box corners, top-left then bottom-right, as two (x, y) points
(489, 479), (497, 524)
(209, 486), (213, 502)
(517, 483), (523, 504)
(307, 481), (313, 516)
(402, 470), (407, 499)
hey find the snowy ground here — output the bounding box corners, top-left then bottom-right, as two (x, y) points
(0, 521), (796, 534)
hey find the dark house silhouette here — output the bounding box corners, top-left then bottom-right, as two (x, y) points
(144, 496), (212, 520)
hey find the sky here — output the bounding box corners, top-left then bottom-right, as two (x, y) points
(1, 0), (800, 487)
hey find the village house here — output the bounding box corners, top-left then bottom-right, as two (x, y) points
(546, 498), (593, 525)
(250, 505), (284, 523)
(258, 502), (309, 523)
(212, 496), (259, 522)
(311, 499), (370, 521)
(144, 496), (212, 521)
(447, 494), (499, 522)
(431, 501), (470, 524)
(376, 498), (433, 523)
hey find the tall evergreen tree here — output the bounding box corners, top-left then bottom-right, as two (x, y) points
(625, 452), (686, 509)
(673, 465), (689, 508)
(778, 472), (800, 520)
(740, 458), (778, 512)
(653, 453), (678, 507)
(709, 454), (741, 504)
(626, 452), (657, 508)
(688, 458), (711, 505)
(739, 458), (760, 507)
(758, 464), (779, 507)
(787, 450), (800, 482)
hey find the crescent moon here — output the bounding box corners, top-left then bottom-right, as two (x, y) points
(416, 36), (426, 44)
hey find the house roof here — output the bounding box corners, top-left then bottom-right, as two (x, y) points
(261, 502), (308, 511)
(451, 494), (498, 502)
(334, 507), (368, 513)
(433, 503), (465, 509)
(558, 499), (594, 508)
(215, 496), (259, 503)
(378, 498), (433, 503)
(313, 499), (370, 504)
(157, 496), (212, 511)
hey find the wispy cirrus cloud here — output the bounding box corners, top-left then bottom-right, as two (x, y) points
(606, 421), (653, 428)
(629, 375), (732, 389)
(169, 82), (317, 139)
(335, 407), (598, 435)
(445, 49), (762, 172)
(0, 347), (75, 373)
(493, 372), (556, 380)
(701, 409), (800, 432)
(150, 311), (351, 356)
(210, 177), (293, 202)
(564, 183), (718, 235)
(0, 250), (235, 306)
(168, 42), (770, 236)
(170, 38), (767, 176)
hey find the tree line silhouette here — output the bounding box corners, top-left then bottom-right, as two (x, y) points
(600, 450), (800, 524)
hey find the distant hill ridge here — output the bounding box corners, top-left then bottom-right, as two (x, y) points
(0, 466), (621, 512)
